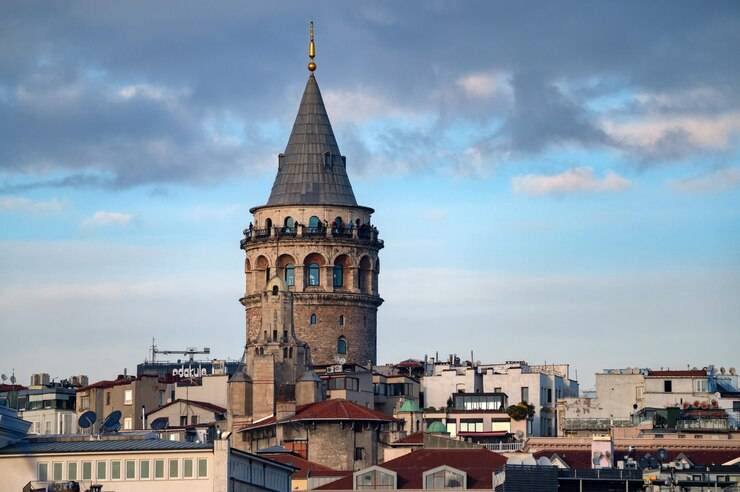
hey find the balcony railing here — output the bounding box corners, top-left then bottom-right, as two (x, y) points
(242, 224), (382, 247)
(481, 442), (524, 452)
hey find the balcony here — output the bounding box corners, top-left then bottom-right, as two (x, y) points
(241, 224), (383, 249)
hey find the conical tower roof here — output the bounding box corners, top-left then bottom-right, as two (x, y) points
(265, 74), (358, 207)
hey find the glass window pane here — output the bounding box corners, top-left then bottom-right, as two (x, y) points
(97, 461), (106, 480)
(82, 462), (92, 480)
(184, 459), (193, 478)
(198, 459), (208, 478)
(53, 462), (63, 481)
(285, 265), (295, 286)
(169, 459), (179, 478)
(140, 460), (150, 479)
(126, 460), (136, 479)
(68, 462), (77, 481)
(155, 460), (164, 479)
(38, 463), (48, 481)
(111, 461), (120, 480)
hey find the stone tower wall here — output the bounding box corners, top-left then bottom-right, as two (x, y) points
(242, 204), (382, 366)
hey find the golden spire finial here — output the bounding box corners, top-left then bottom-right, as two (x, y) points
(308, 21), (316, 72)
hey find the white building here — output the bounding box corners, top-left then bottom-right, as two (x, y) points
(479, 361), (578, 437)
(421, 364), (481, 410)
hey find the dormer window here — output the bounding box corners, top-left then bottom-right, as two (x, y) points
(353, 466), (396, 490)
(423, 465), (466, 490)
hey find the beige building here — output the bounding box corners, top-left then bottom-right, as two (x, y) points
(0, 434), (294, 492)
(77, 375), (172, 432)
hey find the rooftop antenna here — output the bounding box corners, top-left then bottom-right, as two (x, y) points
(308, 21), (316, 72)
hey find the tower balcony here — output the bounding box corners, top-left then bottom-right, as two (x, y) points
(241, 223), (383, 250)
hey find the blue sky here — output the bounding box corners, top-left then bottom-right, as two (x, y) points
(1, 1), (739, 388)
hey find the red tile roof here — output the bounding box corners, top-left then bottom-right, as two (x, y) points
(317, 448), (508, 490)
(260, 453), (349, 478)
(0, 384), (27, 392)
(393, 432), (424, 445)
(291, 399), (396, 423)
(647, 370), (706, 377)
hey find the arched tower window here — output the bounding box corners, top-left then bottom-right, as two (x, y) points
(310, 313), (317, 325)
(284, 264), (295, 286)
(307, 263), (320, 286)
(308, 215), (321, 232)
(333, 264), (343, 288)
(337, 336), (347, 355)
(265, 218), (272, 231)
(359, 256), (372, 293)
(272, 285), (279, 296)
(283, 216), (295, 233)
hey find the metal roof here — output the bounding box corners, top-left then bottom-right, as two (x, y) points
(263, 74), (358, 208)
(0, 438), (212, 455)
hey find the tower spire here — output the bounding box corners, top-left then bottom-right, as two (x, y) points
(308, 21), (316, 72)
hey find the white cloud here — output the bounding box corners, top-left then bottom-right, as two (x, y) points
(512, 166), (631, 195)
(81, 210), (134, 227)
(323, 88), (422, 124)
(669, 166), (740, 193)
(0, 195), (67, 214)
(602, 112), (740, 152)
(456, 71), (511, 99)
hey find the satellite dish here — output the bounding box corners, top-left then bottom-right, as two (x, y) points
(150, 417), (169, 430)
(101, 410), (122, 433)
(9, 374), (16, 384)
(1, 374), (7, 383)
(78, 411), (97, 429)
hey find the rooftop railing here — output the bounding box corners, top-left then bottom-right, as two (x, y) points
(242, 224), (382, 247)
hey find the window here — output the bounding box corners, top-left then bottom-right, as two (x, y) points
(97, 461), (106, 480)
(159, 390), (165, 406)
(80, 395), (89, 410)
(664, 380), (673, 393)
(310, 313), (317, 325)
(123, 417), (133, 430)
(285, 264), (295, 286)
(423, 467), (466, 490)
(284, 216), (295, 232)
(68, 462), (77, 481)
(308, 215), (321, 232)
(494, 387), (502, 393)
(339, 315), (345, 326)
(53, 462), (63, 481)
(184, 459), (194, 478)
(191, 415), (198, 425)
(155, 459), (164, 479)
(126, 460), (135, 479)
(82, 462), (92, 480)
(45, 421), (52, 434)
(337, 336), (347, 355)
(180, 415), (188, 426)
(734, 401), (740, 412)
(307, 263), (320, 286)
(355, 447), (366, 461)
(696, 379), (707, 392)
(37, 463), (48, 481)
(140, 460), (150, 479)
(333, 264), (344, 288)
(124, 389), (133, 405)
(355, 468), (396, 489)
(521, 387), (529, 403)
(198, 458), (208, 478)
(547, 388), (552, 403)
(111, 460), (121, 480)
(459, 419), (483, 432)
(106, 392), (111, 405)
(169, 459), (179, 478)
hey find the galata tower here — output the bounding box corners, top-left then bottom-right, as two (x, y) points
(240, 25), (383, 367)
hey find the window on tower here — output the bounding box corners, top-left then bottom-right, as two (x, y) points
(285, 264), (295, 286)
(307, 263), (320, 286)
(339, 315), (345, 326)
(308, 215), (321, 233)
(310, 313), (317, 325)
(333, 264), (343, 288)
(337, 336), (347, 355)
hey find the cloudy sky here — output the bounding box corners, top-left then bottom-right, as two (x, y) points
(1, 1), (739, 388)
